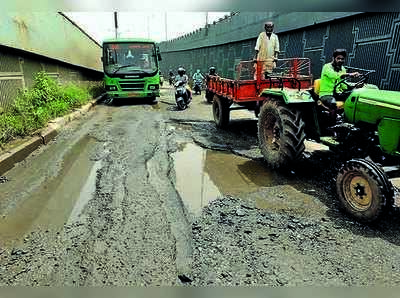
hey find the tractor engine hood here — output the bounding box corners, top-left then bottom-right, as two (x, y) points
(345, 87), (400, 127)
(352, 88), (400, 108)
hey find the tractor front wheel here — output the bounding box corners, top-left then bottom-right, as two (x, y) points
(257, 99), (306, 169)
(336, 158), (394, 222)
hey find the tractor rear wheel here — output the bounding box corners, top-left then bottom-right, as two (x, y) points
(213, 95), (230, 128)
(336, 158), (394, 222)
(257, 100), (305, 169)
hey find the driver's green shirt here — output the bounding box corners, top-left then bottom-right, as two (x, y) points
(319, 62), (347, 97)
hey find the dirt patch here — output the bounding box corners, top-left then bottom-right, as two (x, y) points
(188, 196), (400, 286)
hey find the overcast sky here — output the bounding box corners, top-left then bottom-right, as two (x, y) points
(64, 12), (230, 43)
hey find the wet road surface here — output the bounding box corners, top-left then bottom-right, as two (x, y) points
(2, 86), (400, 285)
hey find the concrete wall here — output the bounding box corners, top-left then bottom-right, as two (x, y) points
(159, 12), (400, 91)
(0, 12), (103, 111)
(0, 12), (102, 71)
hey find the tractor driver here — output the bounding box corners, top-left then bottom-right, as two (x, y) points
(319, 48), (360, 111)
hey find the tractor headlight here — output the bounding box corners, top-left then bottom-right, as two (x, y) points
(105, 85), (117, 91)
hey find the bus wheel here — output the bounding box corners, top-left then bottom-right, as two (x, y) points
(103, 94), (113, 105)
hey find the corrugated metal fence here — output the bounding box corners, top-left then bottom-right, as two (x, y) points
(159, 12), (400, 91)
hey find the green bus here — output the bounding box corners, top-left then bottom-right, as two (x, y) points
(101, 38), (162, 101)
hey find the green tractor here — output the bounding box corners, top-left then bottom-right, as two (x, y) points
(258, 66), (400, 222)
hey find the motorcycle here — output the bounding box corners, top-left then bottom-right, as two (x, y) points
(193, 79), (202, 95)
(174, 80), (191, 110)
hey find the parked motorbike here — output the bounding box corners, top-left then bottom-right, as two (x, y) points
(174, 80), (191, 110)
(193, 79), (202, 95)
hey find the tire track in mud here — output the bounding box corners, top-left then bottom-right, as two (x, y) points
(56, 110), (134, 285)
(63, 109), (180, 286)
(146, 121), (194, 283)
(0, 106), (182, 286)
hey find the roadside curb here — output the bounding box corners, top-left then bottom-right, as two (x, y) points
(0, 98), (99, 176)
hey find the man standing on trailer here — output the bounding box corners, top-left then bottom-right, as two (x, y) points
(254, 21), (280, 79)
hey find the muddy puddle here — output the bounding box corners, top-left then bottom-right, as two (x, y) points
(172, 142), (327, 217)
(0, 135), (100, 247)
(151, 103), (161, 110)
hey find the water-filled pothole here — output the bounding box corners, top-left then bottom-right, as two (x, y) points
(171, 142), (330, 218)
(171, 142), (291, 216)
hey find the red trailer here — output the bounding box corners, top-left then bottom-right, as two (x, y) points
(205, 58), (313, 128)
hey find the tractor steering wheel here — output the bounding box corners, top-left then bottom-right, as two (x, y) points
(333, 73), (368, 98)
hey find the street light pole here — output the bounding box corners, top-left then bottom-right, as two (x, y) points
(114, 11), (118, 38)
(165, 12), (168, 41)
(205, 11), (209, 36)
(147, 15), (150, 39)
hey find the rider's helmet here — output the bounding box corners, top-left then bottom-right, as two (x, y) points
(209, 66), (216, 75)
(178, 67), (185, 76)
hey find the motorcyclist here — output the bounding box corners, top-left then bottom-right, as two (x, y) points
(168, 69), (174, 85)
(206, 66), (218, 82)
(193, 69), (204, 81)
(175, 67), (192, 102)
(205, 66), (218, 103)
(208, 66), (217, 76)
(192, 69), (204, 95)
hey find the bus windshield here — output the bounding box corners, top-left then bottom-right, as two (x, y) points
(103, 42), (158, 75)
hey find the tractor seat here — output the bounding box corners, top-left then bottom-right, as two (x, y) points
(314, 78), (320, 96)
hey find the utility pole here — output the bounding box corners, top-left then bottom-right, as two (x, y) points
(165, 12), (168, 41)
(205, 11), (209, 36)
(114, 11), (118, 38)
(147, 15), (150, 39)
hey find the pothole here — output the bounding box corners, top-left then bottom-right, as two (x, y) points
(171, 142), (328, 218)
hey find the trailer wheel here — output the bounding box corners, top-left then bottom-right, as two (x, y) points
(258, 100), (305, 168)
(336, 158), (393, 222)
(213, 95), (230, 128)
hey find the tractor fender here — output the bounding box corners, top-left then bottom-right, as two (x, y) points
(378, 118), (400, 156)
(260, 88), (314, 105)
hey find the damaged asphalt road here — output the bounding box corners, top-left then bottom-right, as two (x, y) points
(1, 89), (400, 286)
